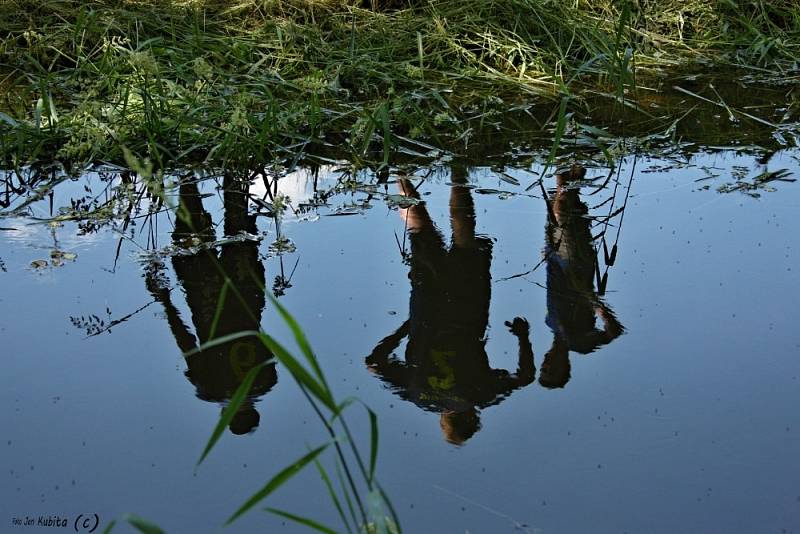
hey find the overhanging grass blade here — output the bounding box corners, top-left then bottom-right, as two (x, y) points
(265, 292), (327, 386)
(314, 458), (353, 534)
(528, 96), (569, 190)
(546, 96), (570, 170)
(368, 407), (379, 483)
(197, 361), (267, 466)
(265, 508), (338, 534)
(335, 456), (360, 531)
(182, 330), (260, 359)
(207, 278), (230, 341)
(110, 515), (165, 534)
(380, 103), (391, 167)
(226, 444), (330, 525)
(258, 332), (337, 413)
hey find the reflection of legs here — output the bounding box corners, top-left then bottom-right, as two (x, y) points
(397, 178), (436, 235)
(397, 177), (447, 263)
(222, 174), (257, 236)
(449, 170), (477, 248)
(174, 181), (214, 239)
(553, 165), (586, 227)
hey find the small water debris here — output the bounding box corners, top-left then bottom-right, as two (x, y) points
(385, 194), (420, 209)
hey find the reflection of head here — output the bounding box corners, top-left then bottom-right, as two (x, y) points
(539, 340), (571, 389)
(227, 404), (261, 435)
(439, 408), (481, 445)
(556, 164), (587, 186)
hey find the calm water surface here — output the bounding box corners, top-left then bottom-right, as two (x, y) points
(1, 144), (799, 533)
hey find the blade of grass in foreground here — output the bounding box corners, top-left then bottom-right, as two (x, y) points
(314, 458), (354, 534)
(103, 514), (165, 534)
(527, 95), (570, 191)
(196, 361), (267, 466)
(266, 292), (328, 388)
(181, 330), (260, 359)
(368, 407), (379, 483)
(257, 331), (338, 413)
(335, 457), (361, 531)
(265, 508), (338, 534)
(226, 444), (330, 525)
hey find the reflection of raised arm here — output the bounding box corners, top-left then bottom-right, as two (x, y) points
(505, 317), (536, 386)
(365, 321), (411, 389)
(145, 271), (198, 354)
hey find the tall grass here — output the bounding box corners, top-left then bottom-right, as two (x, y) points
(1, 0), (798, 168)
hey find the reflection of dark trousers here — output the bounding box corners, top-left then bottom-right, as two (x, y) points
(407, 229), (492, 366)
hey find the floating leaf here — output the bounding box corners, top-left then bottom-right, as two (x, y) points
(385, 194), (420, 209)
(499, 173), (520, 186)
(31, 260), (48, 269)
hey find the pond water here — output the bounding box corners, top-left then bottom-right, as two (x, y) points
(2, 110), (800, 531)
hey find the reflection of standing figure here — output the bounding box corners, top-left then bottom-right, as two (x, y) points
(146, 175), (276, 435)
(540, 165), (623, 388)
(366, 165), (534, 445)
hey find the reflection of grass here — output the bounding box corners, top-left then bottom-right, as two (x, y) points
(1, 0), (798, 168)
(717, 168), (796, 197)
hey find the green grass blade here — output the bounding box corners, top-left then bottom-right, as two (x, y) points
(528, 96), (569, 191)
(125, 515), (166, 534)
(265, 508), (338, 534)
(416, 31), (424, 69)
(548, 96), (570, 167)
(104, 515), (165, 534)
(207, 278), (230, 341)
(380, 103), (391, 168)
(335, 457), (360, 530)
(226, 444), (330, 525)
(314, 458), (353, 534)
(258, 332), (337, 413)
(368, 407), (378, 483)
(182, 330), (260, 359)
(197, 361), (267, 466)
(34, 98), (43, 131)
(265, 292), (327, 387)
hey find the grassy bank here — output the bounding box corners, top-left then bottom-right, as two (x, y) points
(1, 0), (798, 169)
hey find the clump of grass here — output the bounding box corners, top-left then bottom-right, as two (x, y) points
(0, 0), (798, 169)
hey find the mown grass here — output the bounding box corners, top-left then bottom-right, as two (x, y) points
(0, 0), (798, 169)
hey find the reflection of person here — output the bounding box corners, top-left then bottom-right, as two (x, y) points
(146, 175), (276, 435)
(366, 165), (534, 445)
(541, 165), (623, 388)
